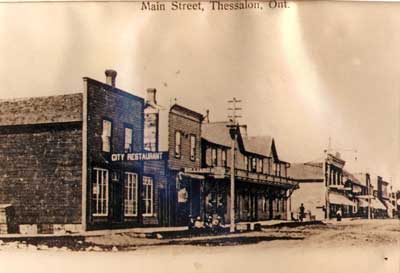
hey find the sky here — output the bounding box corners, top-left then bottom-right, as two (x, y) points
(0, 1), (399, 188)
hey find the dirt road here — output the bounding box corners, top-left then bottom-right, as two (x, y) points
(0, 219), (398, 273)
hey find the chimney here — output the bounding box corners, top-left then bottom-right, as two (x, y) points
(146, 88), (157, 104)
(204, 109), (210, 123)
(105, 69), (117, 87)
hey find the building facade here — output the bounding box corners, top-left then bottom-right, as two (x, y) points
(0, 70), (168, 234)
(176, 121), (297, 225)
(289, 153), (359, 220)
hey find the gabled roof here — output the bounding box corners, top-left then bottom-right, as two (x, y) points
(287, 162), (323, 181)
(243, 136), (273, 157)
(201, 122), (232, 148)
(0, 93), (83, 126)
(201, 122), (288, 161)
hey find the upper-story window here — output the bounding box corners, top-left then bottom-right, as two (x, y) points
(144, 113), (158, 152)
(251, 157), (257, 172)
(267, 158), (272, 174)
(257, 158), (263, 173)
(190, 135), (196, 161)
(244, 156), (249, 171)
(102, 119), (112, 152)
(211, 148), (217, 166)
(222, 149), (227, 167)
(124, 127), (133, 153)
(175, 131), (182, 158)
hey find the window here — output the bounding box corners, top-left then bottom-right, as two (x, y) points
(102, 120), (112, 152)
(257, 159), (263, 173)
(143, 176), (154, 216)
(211, 148), (217, 166)
(251, 157), (257, 172)
(244, 156), (249, 171)
(92, 168), (109, 216)
(190, 135), (196, 161)
(222, 149), (227, 167)
(175, 131), (181, 158)
(262, 196), (267, 213)
(124, 127), (133, 153)
(144, 113), (158, 151)
(124, 172), (138, 216)
(276, 198), (280, 212)
(268, 158), (272, 174)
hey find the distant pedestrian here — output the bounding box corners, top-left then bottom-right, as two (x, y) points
(299, 203), (305, 222)
(336, 208), (342, 222)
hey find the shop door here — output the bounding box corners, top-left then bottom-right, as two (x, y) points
(111, 180), (123, 223)
(190, 181), (201, 218)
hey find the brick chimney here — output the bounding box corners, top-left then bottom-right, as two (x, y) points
(146, 88), (157, 104)
(105, 69), (117, 87)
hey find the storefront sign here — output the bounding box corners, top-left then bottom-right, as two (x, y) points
(184, 167), (226, 176)
(184, 167), (214, 174)
(111, 152), (167, 162)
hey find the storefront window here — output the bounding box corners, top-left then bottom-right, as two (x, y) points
(124, 172), (138, 216)
(143, 176), (154, 216)
(92, 168), (109, 216)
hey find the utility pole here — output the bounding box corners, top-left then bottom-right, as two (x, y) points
(227, 98), (242, 233)
(324, 149), (330, 220)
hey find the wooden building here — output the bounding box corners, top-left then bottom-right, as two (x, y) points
(178, 121), (298, 224)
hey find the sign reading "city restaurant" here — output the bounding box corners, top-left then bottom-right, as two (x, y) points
(111, 152), (167, 162)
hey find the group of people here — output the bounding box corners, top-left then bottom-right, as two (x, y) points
(188, 214), (224, 233)
(298, 203), (342, 222)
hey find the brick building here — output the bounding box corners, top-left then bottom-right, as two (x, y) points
(0, 70), (168, 234)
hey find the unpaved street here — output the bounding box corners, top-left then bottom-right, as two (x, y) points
(0, 219), (399, 273)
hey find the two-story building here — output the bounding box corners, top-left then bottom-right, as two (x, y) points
(377, 177), (394, 218)
(0, 70), (168, 234)
(289, 153), (358, 220)
(177, 121), (297, 225)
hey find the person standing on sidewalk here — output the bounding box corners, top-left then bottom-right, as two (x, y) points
(336, 208), (342, 222)
(299, 203), (305, 222)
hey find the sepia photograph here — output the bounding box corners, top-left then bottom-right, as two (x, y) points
(0, 0), (399, 272)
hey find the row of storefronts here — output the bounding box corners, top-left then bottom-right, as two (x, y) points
(0, 70), (396, 234)
(0, 70), (298, 234)
(288, 154), (397, 221)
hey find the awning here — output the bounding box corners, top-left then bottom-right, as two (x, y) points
(329, 192), (355, 206)
(384, 200), (395, 211)
(371, 198), (386, 210)
(357, 198), (369, 208)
